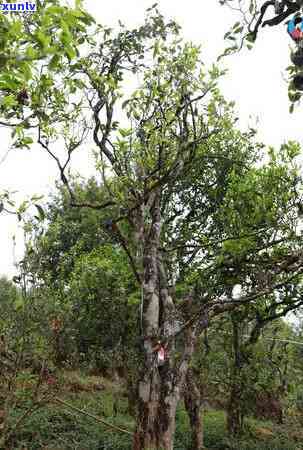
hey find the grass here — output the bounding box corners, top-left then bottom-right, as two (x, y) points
(1, 370), (302, 450)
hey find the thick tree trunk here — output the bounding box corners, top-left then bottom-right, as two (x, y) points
(132, 190), (198, 449)
(133, 368), (180, 450)
(227, 382), (243, 436)
(184, 368), (204, 450)
(132, 190), (180, 450)
(133, 327), (196, 450)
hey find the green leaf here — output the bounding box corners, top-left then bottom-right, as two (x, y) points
(22, 137), (34, 146)
(25, 46), (38, 60)
(122, 99), (130, 109)
(119, 128), (132, 138)
(234, 26), (244, 34)
(18, 201), (28, 214)
(49, 54), (61, 70)
(1, 94), (17, 108)
(31, 194), (44, 202)
(153, 40), (160, 58)
(19, 62), (32, 81)
(0, 74), (20, 90)
(246, 33), (256, 43)
(35, 31), (50, 50)
(60, 30), (73, 46)
(45, 5), (64, 14)
(232, 22), (241, 30)
(14, 297), (24, 310)
(65, 46), (77, 61)
(35, 204), (45, 221)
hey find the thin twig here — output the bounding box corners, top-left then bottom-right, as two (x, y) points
(54, 397), (133, 436)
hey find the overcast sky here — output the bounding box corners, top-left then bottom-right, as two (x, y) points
(0, 0), (302, 278)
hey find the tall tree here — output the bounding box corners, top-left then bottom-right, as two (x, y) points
(3, 4), (303, 449)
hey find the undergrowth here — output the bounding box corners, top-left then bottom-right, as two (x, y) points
(1, 371), (301, 450)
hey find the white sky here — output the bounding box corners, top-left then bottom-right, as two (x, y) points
(0, 0), (302, 278)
